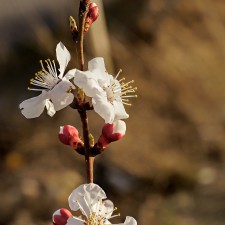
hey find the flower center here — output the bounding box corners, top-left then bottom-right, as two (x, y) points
(103, 70), (137, 105)
(87, 206), (120, 225)
(28, 59), (59, 92)
(74, 198), (120, 225)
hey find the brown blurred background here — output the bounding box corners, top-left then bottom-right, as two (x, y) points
(1, 0), (225, 224)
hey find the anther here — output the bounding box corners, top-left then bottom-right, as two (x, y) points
(115, 69), (123, 80)
(39, 60), (45, 71)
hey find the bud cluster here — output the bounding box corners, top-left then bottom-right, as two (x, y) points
(58, 120), (126, 155)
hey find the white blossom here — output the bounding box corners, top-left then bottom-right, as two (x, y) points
(67, 183), (137, 225)
(73, 58), (137, 123)
(19, 42), (76, 118)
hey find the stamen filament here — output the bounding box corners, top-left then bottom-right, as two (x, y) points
(109, 213), (121, 219)
(114, 69), (122, 80)
(101, 69), (137, 106)
(28, 87), (46, 91)
(73, 216), (86, 223)
(75, 200), (89, 218)
(118, 77), (125, 83)
(28, 58), (60, 92)
(121, 95), (137, 98)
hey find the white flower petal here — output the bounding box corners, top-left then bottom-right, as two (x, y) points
(51, 92), (74, 111)
(45, 99), (56, 117)
(56, 42), (71, 78)
(68, 184), (106, 217)
(124, 216), (137, 225)
(49, 80), (74, 111)
(113, 120), (126, 135)
(92, 95), (115, 123)
(66, 217), (84, 225)
(97, 200), (114, 219)
(64, 69), (76, 80)
(83, 183), (107, 204)
(88, 57), (107, 81)
(113, 100), (129, 121)
(88, 57), (105, 71)
(68, 187), (90, 217)
(74, 70), (102, 97)
(19, 92), (47, 119)
(113, 217), (137, 225)
(61, 78), (75, 90)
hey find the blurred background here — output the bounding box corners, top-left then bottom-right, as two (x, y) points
(1, 0), (225, 224)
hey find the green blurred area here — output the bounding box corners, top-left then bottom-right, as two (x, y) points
(1, 0), (225, 225)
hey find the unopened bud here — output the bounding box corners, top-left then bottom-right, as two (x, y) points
(58, 125), (83, 148)
(70, 16), (78, 41)
(98, 120), (126, 148)
(89, 133), (95, 147)
(52, 208), (72, 225)
(85, 2), (99, 32)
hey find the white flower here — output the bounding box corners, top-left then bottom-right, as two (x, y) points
(66, 183), (137, 225)
(19, 42), (76, 118)
(73, 57), (137, 123)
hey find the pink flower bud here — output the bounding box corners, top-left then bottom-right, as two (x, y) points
(85, 2), (99, 32)
(58, 125), (83, 148)
(98, 120), (126, 148)
(52, 208), (72, 225)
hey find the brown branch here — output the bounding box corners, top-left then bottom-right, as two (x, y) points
(75, 0), (94, 183)
(78, 107), (94, 183)
(77, 0), (90, 70)
(90, 142), (106, 156)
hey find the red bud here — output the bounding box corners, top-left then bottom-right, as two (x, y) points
(85, 2), (99, 32)
(98, 120), (126, 148)
(52, 208), (72, 225)
(58, 125), (83, 148)
(102, 123), (124, 142)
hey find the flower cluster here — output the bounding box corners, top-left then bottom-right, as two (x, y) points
(19, 42), (137, 150)
(20, 43), (137, 124)
(53, 183), (137, 225)
(19, 1), (138, 224)
(20, 17), (137, 224)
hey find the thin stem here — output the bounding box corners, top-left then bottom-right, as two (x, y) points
(76, 0), (94, 183)
(77, 0), (90, 70)
(79, 108), (94, 183)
